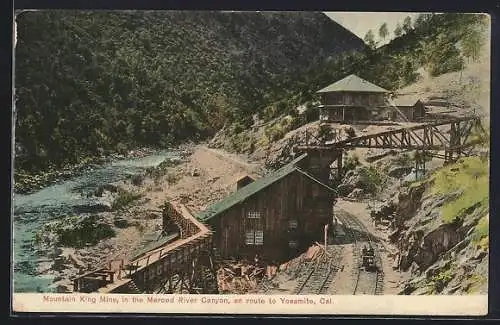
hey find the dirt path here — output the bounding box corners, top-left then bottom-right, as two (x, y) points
(335, 199), (408, 294)
(141, 145), (263, 212)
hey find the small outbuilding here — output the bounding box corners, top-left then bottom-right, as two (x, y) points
(235, 175), (256, 191)
(390, 95), (427, 121)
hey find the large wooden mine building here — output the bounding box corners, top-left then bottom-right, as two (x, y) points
(195, 154), (335, 262)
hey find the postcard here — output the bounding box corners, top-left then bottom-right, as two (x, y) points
(11, 10), (490, 315)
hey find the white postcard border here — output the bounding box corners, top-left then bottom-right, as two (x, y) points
(12, 293), (488, 316)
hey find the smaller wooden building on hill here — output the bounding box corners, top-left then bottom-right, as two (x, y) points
(316, 74), (390, 122)
(196, 154), (335, 262)
(234, 174), (258, 191)
(390, 95), (427, 121)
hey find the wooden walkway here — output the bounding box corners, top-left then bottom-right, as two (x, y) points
(73, 204), (215, 294)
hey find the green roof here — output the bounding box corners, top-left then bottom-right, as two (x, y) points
(195, 154), (334, 222)
(317, 74), (389, 94)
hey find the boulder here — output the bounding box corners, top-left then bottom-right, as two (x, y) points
(387, 166), (413, 178)
(113, 217), (130, 229)
(347, 188), (364, 200)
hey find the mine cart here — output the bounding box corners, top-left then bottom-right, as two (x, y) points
(361, 246), (376, 272)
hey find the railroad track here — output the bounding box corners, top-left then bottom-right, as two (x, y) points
(337, 211), (384, 295)
(293, 246), (342, 295)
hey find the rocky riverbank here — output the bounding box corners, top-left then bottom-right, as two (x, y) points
(32, 144), (261, 293)
(14, 147), (160, 195)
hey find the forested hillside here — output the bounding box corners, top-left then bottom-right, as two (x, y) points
(210, 13), (489, 154)
(15, 10), (365, 175)
(295, 13), (489, 104)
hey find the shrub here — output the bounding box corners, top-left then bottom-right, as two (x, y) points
(111, 188), (142, 211)
(472, 215), (489, 246)
(317, 124), (333, 143)
(116, 143), (128, 155)
(58, 215), (116, 248)
(264, 124), (286, 142)
(131, 174), (144, 186)
(165, 172), (180, 185)
(343, 154), (360, 173)
(431, 268), (454, 293)
(345, 127), (356, 138)
(393, 152), (412, 167)
(358, 166), (386, 194)
(113, 217), (130, 228)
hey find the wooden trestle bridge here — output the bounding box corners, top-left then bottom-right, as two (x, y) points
(294, 115), (487, 183)
(73, 203), (217, 294)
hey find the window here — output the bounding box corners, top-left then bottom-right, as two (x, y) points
(344, 94), (352, 105)
(247, 211), (261, 219)
(156, 264), (162, 276)
(245, 210), (263, 245)
(288, 219), (298, 230)
(245, 230), (264, 246)
(289, 240), (298, 248)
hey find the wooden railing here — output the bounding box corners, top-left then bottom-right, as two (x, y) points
(73, 202), (212, 293)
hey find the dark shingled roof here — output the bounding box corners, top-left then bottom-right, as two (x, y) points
(317, 74), (389, 94)
(195, 154), (334, 222)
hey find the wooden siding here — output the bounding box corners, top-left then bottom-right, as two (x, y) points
(322, 92), (386, 107)
(209, 170), (333, 262)
(393, 102), (426, 121)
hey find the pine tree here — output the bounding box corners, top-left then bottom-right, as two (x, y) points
(364, 29), (377, 49)
(394, 23), (403, 37)
(379, 22), (389, 41)
(403, 16), (413, 33)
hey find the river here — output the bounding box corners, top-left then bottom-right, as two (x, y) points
(12, 149), (182, 293)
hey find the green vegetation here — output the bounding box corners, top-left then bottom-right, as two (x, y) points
(357, 165), (387, 194)
(472, 215), (489, 249)
(429, 156), (489, 223)
(343, 154), (360, 173)
(378, 23), (388, 41)
(111, 188), (142, 211)
(345, 127), (356, 138)
(165, 172), (181, 185)
(144, 158), (183, 184)
(317, 123), (333, 142)
(430, 267), (455, 293)
(15, 11), (488, 181)
(35, 215), (116, 248)
(15, 11), (363, 178)
(393, 152), (412, 167)
(227, 129), (257, 154)
(257, 116), (298, 149)
(113, 217), (130, 228)
(466, 273), (488, 294)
